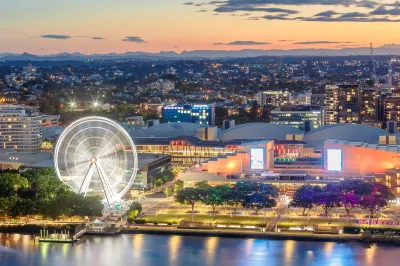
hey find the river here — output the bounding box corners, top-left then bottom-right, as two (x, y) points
(0, 233), (399, 266)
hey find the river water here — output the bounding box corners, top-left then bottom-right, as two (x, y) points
(0, 233), (399, 266)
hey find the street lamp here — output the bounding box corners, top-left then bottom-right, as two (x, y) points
(92, 101), (99, 108)
(69, 101), (76, 110)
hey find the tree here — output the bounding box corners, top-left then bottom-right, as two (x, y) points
(163, 187), (173, 197)
(175, 187), (204, 221)
(359, 182), (395, 223)
(243, 192), (277, 214)
(126, 202), (142, 220)
(0, 173), (29, 197)
(226, 189), (245, 213)
(0, 197), (17, 217)
(242, 183), (279, 214)
(173, 180), (184, 193)
(202, 186), (225, 212)
(315, 184), (341, 216)
(337, 180), (363, 222)
(289, 185), (320, 216)
(195, 180), (210, 189)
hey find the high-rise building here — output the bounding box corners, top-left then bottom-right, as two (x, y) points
(257, 90), (291, 107)
(162, 104), (215, 126)
(360, 87), (377, 124)
(0, 105), (42, 153)
(271, 106), (325, 130)
(325, 85), (339, 125)
(383, 90), (400, 131)
(325, 84), (360, 124)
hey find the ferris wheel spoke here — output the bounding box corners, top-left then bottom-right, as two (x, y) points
(96, 161), (117, 198)
(78, 163), (95, 196)
(96, 149), (124, 160)
(96, 134), (124, 158)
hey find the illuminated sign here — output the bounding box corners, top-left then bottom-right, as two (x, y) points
(327, 149), (342, 171)
(251, 148), (264, 170)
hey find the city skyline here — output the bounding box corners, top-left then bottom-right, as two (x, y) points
(2, 0), (400, 54)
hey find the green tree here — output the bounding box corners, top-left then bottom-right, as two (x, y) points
(175, 187), (204, 221)
(195, 180), (210, 189)
(226, 189), (245, 213)
(202, 186), (224, 212)
(0, 173), (28, 197)
(126, 202), (142, 220)
(163, 187), (173, 197)
(173, 180), (184, 193)
(0, 197), (17, 217)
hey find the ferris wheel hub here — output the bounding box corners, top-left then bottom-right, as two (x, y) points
(90, 155), (97, 164)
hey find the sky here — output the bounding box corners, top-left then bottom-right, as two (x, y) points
(1, 0), (400, 54)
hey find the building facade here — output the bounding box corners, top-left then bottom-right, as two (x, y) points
(257, 90), (291, 107)
(0, 105), (42, 153)
(271, 106), (324, 130)
(162, 104), (215, 126)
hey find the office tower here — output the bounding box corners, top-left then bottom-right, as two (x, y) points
(0, 105), (42, 153)
(271, 106), (324, 130)
(162, 104), (215, 126)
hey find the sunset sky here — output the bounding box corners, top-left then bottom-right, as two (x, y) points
(1, 0), (400, 54)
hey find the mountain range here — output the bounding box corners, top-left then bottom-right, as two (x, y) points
(1, 45), (400, 61)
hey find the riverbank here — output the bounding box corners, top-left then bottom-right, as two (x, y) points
(122, 226), (362, 243)
(1, 224), (400, 245)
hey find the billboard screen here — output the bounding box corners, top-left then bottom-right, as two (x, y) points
(327, 149), (342, 171)
(251, 148), (264, 170)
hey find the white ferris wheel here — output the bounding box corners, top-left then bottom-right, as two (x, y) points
(54, 116), (138, 204)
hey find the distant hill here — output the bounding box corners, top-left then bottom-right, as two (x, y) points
(1, 45), (400, 61)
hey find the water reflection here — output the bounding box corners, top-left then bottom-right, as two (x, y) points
(0, 233), (399, 266)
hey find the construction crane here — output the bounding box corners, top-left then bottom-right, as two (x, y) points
(370, 43), (378, 85)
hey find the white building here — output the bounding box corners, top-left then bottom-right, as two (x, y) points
(0, 105), (42, 153)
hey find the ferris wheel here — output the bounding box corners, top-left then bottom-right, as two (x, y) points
(54, 116), (138, 204)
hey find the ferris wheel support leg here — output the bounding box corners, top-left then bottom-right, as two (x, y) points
(97, 162), (117, 199)
(95, 162), (115, 205)
(78, 163), (95, 196)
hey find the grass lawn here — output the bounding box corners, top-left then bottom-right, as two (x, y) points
(278, 217), (357, 227)
(143, 214), (273, 225)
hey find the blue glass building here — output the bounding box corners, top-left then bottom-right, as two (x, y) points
(162, 104), (215, 126)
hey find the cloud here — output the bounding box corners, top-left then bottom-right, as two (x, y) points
(209, 0), (379, 8)
(314, 10), (340, 17)
(293, 41), (352, 45)
(214, 40), (270, 45)
(185, 0), (400, 22)
(370, 6), (400, 15)
(339, 12), (368, 18)
(93, 37), (106, 40)
(336, 44), (362, 47)
(183, 2), (194, 5)
(76, 35), (88, 38)
(41, 34), (71, 40)
(214, 5), (298, 14)
(122, 36), (146, 43)
(278, 39), (294, 42)
(196, 9), (208, 12)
